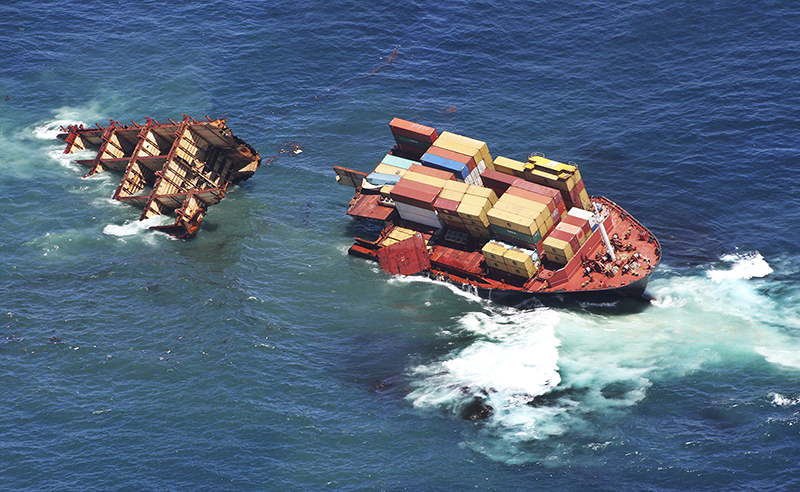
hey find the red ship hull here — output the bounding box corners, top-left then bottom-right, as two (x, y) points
(346, 196), (661, 304)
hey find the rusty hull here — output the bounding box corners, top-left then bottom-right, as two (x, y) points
(58, 115), (261, 238)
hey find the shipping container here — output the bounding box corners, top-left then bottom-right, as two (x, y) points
(373, 163), (407, 177)
(481, 240), (507, 263)
(505, 186), (556, 213)
(480, 168), (517, 195)
(420, 152), (470, 180)
(380, 154), (416, 170)
(390, 178), (441, 211)
(561, 214), (592, 238)
(568, 207), (598, 230)
(556, 222), (586, 246)
(364, 172), (402, 187)
(394, 201), (443, 229)
(548, 228), (581, 255)
(424, 144), (477, 171)
(543, 236), (574, 264)
(465, 184), (498, 204)
(433, 197), (462, 223)
(389, 118), (438, 143)
(493, 156), (527, 177)
(437, 132), (493, 168)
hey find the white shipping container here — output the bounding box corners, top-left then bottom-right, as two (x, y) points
(394, 201), (443, 229)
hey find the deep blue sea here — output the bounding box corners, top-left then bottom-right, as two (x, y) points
(2, 1), (800, 490)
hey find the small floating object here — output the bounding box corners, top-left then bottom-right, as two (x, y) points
(58, 115), (261, 239)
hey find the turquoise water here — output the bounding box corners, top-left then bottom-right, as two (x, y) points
(2, 1), (800, 490)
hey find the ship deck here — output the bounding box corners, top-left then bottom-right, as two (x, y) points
(347, 194), (661, 298)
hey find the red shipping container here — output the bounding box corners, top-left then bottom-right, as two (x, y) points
(396, 143), (426, 159)
(425, 144), (477, 171)
(389, 118), (438, 144)
(480, 169), (517, 195)
(548, 229), (581, 255)
(511, 178), (565, 208)
(560, 214), (592, 238)
(442, 219), (468, 232)
(433, 197), (461, 215)
(556, 222), (585, 245)
(505, 186), (556, 213)
(390, 179), (441, 211)
(408, 163), (457, 181)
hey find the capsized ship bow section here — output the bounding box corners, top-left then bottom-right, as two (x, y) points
(58, 115), (261, 238)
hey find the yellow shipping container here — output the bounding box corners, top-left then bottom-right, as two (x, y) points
(544, 214), (554, 233)
(465, 223), (492, 239)
(401, 172), (449, 189)
(485, 257), (507, 272)
(492, 200), (530, 218)
(524, 167), (572, 192)
(507, 214), (538, 236)
(442, 180), (470, 194)
(493, 156), (527, 177)
(578, 189), (591, 209)
(538, 221), (550, 239)
(380, 185), (393, 197)
(459, 193), (493, 212)
(488, 208), (537, 235)
(499, 194), (548, 215)
(373, 163), (407, 177)
(547, 252), (571, 265)
(466, 185), (498, 204)
(387, 227), (415, 241)
(481, 241), (507, 263)
(438, 188), (465, 202)
(494, 195), (549, 230)
(458, 206), (490, 227)
(526, 156), (576, 174)
(431, 139), (483, 168)
(543, 236), (574, 260)
(487, 208), (516, 230)
(503, 249), (538, 278)
(437, 132), (492, 168)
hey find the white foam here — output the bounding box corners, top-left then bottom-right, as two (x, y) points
(770, 392), (800, 408)
(395, 251), (799, 463)
(30, 106), (105, 140)
(33, 119), (86, 140)
(407, 307), (563, 428)
(756, 347), (800, 371)
(103, 215), (175, 239)
(388, 274), (486, 304)
(707, 251), (773, 283)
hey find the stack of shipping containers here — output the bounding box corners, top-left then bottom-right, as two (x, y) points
(376, 118), (600, 281)
(523, 156), (591, 211)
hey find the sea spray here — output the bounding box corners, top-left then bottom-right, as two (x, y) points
(397, 251), (800, 464)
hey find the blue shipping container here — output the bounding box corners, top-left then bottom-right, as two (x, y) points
(420, 152), (469, 180)
(365, 172), (402, 187)
(381, 154), (416, 170)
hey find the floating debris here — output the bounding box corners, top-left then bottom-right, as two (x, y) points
(58, 115), (261, 238)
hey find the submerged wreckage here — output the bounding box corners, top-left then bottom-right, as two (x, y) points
(58, 115), (261, 238)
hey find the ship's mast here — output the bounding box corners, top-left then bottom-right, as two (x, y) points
(593, 202), (616, 261)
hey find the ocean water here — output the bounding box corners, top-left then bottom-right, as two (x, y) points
(2, 1), (799, 490)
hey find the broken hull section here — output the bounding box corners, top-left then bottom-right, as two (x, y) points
(58, 115), (261, 239)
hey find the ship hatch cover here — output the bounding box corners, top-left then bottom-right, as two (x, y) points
(377, 233), (431, 276)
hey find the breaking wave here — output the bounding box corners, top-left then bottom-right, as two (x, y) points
(402, 250), (800, 464)
(707, 251), (773, 283)
(103, 215), (176, 239)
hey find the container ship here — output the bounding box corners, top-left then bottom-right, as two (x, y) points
(334, 119), (661, 304)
